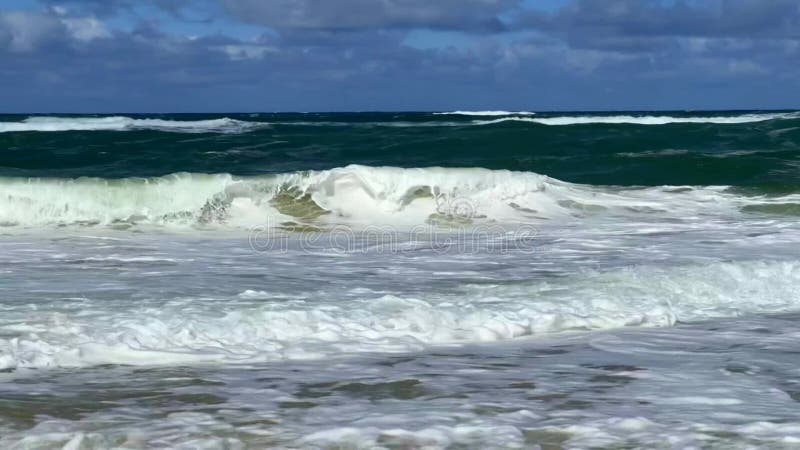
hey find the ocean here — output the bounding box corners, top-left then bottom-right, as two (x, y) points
(1, 110), (800, 448)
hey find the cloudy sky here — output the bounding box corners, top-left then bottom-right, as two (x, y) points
(2, 0), (799, 112)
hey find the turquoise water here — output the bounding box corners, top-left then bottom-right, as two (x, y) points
(2, 111), (799, 188)
(1, 111), (800, 448)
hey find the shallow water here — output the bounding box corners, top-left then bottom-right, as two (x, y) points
(3, 315), (800, 449)
(1, 220), (800, 448)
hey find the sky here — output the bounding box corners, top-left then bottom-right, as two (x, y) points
(1, 0), (799, 112)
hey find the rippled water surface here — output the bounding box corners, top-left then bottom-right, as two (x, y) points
(2, 111), (800, 448)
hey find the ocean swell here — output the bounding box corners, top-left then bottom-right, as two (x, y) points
(0, 116), (268, 133)
(2, 165), (799, 228)
(474, 112), (799, 126)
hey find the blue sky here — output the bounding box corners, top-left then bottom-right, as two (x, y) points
(1, 0), (799, 112)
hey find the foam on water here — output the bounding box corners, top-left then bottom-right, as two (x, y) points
(5, 318), (800, 449)
(2, 110), (800, 448)
(0, 116), (268, 133)
(435, 110), (537, 116)
(0, 173), (239, 227)
(3, 112), (794, 134)
(1, 260), (798, 370)
(474, 112), (798, 125)
(4, 165), (799, 228)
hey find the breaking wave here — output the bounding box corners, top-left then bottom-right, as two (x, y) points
(474, 112), (799, 126)
(435, 110), (537, 116)
(0, 116), (268, 133)
(1, 165), (798, 228)
(2, 259), (799, 369)
(1, 112), (797, 134)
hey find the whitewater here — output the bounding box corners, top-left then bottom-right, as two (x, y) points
(2, 111), (800, 449)
(0, 116), (269, 133)
(4, 165), (800, 228)
(1, 111), (797, 133)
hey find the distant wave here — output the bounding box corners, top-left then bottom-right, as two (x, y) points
(3, 112), (796, 133)
(615, 149), (691, 158)
(435, 110), (537, 116)
(474, 112), (798, 126)
(0, 116), (269, 133)
(2, 165), (798, 228)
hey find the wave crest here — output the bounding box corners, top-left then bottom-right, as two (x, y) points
(2, 165), (798, 228)
(435, 110), (537, 116)
(474, 112), (799, 126)
(2, 260), (799, 369)
(0, 116), (268, 133)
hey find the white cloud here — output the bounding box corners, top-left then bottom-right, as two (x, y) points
(62, 16), (111, 42)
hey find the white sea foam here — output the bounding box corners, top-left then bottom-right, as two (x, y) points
(435, 110), (537, 116)
(0, 116), (268, 133)
(2, 112), (794, 132)
(2, 165), (798, 228)
(0, 260), (798, 370)
(615, 149), (690, 158)
(474, 112), (798, 126)
(300, 424), (528, 449)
